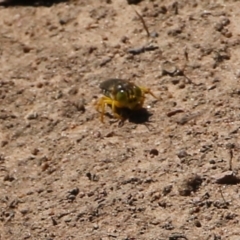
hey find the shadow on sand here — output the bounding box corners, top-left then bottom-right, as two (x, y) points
(106, 107), (153, 128)
(0, 0), (68, 7)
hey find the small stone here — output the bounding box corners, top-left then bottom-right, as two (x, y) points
(128, 47), (144, 55)
(207, 85), (217, 90)
(214, 22), (224, 31)
(159, 6), (167, 14)
(222, 29), (232, 38)
(36, 82), (43, 88)
(68, 86), (78, 95)
(26, 112), (38, 120)
(167, 27), (182, 36)
(158, 201), (167, 208)
(67, 195), (76, 201)
(1, 140), (8, 147)
(226, 143), (235, 149)
(22, 45), (31, 53)
(31, 148), (39, 156)
(169, 233), (187, 240)
(51, 217), (58, 226)
(79, 192), (85, 198)
(150, 32), (159, 38)
(68, 188), (79, 196)
(93, 131), (101, 138)
(213, 171), (240, 184)
(99, 57), (112, 67)
(63, 216), (72, 223)
(178, 83), (186, 89)
(162, 185), (172, 196)
(150, 219), (160, 225)
(73, 100), (85, 112)
(162, 61), (177, 75)
(221, 17), (230, 27)
(120, 36), (129, 43)
(20, 208), (29, 215)
(41, 163), (49, 172)
(87, 191), (94, 197)
(149, 149), (159, 157)
(86, 172), (92, 180)
(59, 18), (68, 25)
(177, 149), (189, 158)
(171, 78), (180, 85)
(126, 0), (143, 4)
(93, 223), (99, 230)
(3, 174), (15, 182)
(194, 220), (201, 227)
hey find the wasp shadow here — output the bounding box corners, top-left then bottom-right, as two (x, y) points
(128, 108), (152, 124)
(0, 0), (68, 7)
(114, 107), (152, 124)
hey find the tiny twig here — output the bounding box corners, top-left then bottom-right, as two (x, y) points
(229, 148), (233, 171)
(134, 9), (150, 37)
(172, 2), (179, 15)
(4, 212), (14, 225)
(219, 186), (228, 206)
(184, 47), (189, 62)
(176, 111), (204, 125)
(128, 45), (158, 55)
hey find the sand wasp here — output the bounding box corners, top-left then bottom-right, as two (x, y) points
(96, 78), (160, 122)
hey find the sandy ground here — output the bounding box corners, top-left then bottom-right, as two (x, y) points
(1, 0), (240, 239)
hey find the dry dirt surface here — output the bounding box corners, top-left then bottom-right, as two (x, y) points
(1, 0), (240, 239)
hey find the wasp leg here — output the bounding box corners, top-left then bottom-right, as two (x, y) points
(140, 87), (162, 100)
(96, 96), (108, 122)
(111, 101), (125, 121)
(96, 96), (124, 122)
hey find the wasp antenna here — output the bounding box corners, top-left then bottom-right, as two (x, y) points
(133, 8), (150, 38)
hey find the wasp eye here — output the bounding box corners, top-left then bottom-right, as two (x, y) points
(116, 90), (127, 102)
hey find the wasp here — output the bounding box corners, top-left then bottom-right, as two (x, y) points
(96, 78), (160, 122)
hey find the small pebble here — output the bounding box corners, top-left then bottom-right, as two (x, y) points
(171, 78), (180, 85)
(149, 149), (159, 157)
(31, 148), (39, 156)
(177, 149), (189, 158)
(20, 208), (29, 215)
(26, 112), (38, 120)
(194, 220), (202, 227)
(68, 188), (79, 196)
(121, 36), (129, 43)
(73, 100), (85, 112)
(126, 0), (142, 4)
(150, 32), (159, 38)
(213, 171), (240, 184)
(162, 185), (172, 196)
(3, 174), (15, 182)
(68, 86), (78, 95)
(1, 140), (8, 147)
(93, 223), (99, 230)
(59, 18), (68, 25)
(36, 82), (43, 88)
